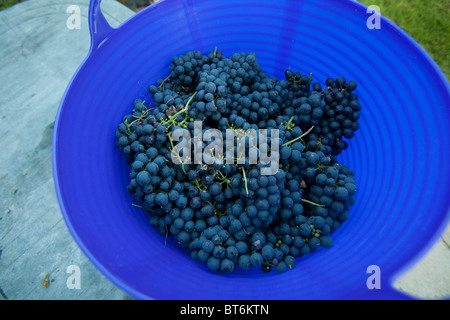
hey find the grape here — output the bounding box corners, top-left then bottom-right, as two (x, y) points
(335, 187), (349, 200)
(299, 224), (311, 237)
(250, 252), (264, 267)
(274, 260), (287, 273)
(308, 237), (321, 251)
(177, 230), (191, 245)
(136, 171), (151, 186)
(261, 264), (272, 273)
(207, 256), (221, 271)
(209, 182), (222, 196)
(181, 207), (194, 221)
(220, 259), (234, 273)
(261, 245), (275, 260)
(115, 49), (361, 274)
(284, 255), (296, 269)
(235, 241), (248, 254)
(213, 245), (226, 259)
(173, 217), (185, 229)
(311, 216), (326, 229)
(226, 246), (239, 263)
(320, 235), (333, 248)
(155, 193), (169, 207)
(293, 236), (305, 248)
(202, 240), (214, 253)
(238, 254), (252, 270)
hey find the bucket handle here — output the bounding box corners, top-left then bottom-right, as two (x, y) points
(88, 0), (115, 52)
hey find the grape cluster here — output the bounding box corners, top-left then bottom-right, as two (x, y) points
(115, 49), (360, 274)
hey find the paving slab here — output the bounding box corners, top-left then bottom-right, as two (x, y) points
(393, 224), (450, 299)
(0, 0), (134, 300)
(0, 0), (449, 300)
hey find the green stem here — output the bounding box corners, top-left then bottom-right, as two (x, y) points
(168, 131), (188, 175)
(215, 170), (230, 186)
(301, 199), (325, 207)
(316, 164), (331, 171)
(127, 109), (150, 128)
(161, 91), (197, 126)
(167, 131), (173, 147)
(283, 125), (314, 146)
(282, 116), (295, 131)
(241, 167), (249, 195)
(217, 170), (227, 180)
(193, 178), (204, 191)
(178, 117), (189, 127)
(158, 74), (171, 91)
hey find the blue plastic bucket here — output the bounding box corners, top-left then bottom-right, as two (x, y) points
(53, 0), (450, 299)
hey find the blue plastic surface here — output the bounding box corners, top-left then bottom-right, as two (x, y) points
(53, 0), (450, 299)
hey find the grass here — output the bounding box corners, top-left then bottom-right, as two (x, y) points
(0, 0), (23, 11)
(1, 0), (448, 79)
(359, 0), (450, 80)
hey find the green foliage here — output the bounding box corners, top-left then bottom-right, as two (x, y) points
(0, 0), (24, 11)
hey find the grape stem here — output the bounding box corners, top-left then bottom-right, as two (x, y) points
(161, 91), (197, 127)
(301, 199), (325, 207)
(316, 164), (331, 171)
(193, 178), (205, 191)
(167, 131), (188, 175)
(158, 74), (171, 92)
(282, 125), (314, 146)
(215, 170), (230, 186)
(282, 116), (295, 131)
(241, 167), (249, 195)
(125, 108), (151, 134)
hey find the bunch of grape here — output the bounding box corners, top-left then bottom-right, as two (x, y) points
(115, 49), (360, 274)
